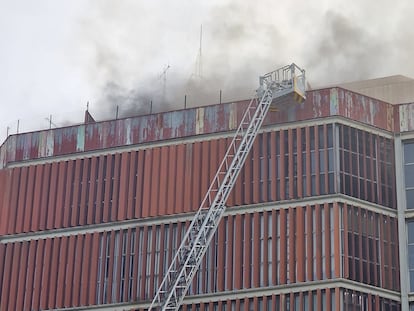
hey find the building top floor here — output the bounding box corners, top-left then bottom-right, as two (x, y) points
(1, 86), (414, 169)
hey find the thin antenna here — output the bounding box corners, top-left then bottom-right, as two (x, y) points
(159, 65), (170, 103)
(45, 115), (57, 129)
(198, 24), (202, 78)
(17, 119), (19, 134)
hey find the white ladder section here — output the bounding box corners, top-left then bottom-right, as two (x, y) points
(148, 64), (306, 311)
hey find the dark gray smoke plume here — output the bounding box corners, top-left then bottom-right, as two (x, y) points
(77, 1), (414, 120)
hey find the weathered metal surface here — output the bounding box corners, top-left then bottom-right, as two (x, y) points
(399, 102), (414, 132)
(0, 88), (398, 168)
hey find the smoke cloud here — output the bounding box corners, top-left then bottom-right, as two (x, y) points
(76, 0), (414, 120)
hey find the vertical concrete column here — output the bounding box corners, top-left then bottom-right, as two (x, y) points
(394, 135), (409, 310)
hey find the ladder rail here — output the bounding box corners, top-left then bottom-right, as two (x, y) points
(148, 63), (306, 311)
(149, 90), (273, 310)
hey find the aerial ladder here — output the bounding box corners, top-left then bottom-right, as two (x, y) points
(148, 63), (306, 311)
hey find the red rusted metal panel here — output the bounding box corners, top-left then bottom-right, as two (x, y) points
(139, 226), (148, 299)
(243, 146), (252, 204)
(22, 166), (36, 232)
(150, 148), (160, 217)
(8, 243), (21, 310)
(62, 160), (73, 227)
(243, 213), (251, 288)
(86, 157), (97, 224)
(158, 147), (168, 216)
(48, 237), (60, 309)
(226, 215), (234, 290)
(252, 136), (260, 204)
(15, 166), (27, 233)
(78, 158), (89, 226)
(148, 225), (157, 300)
(234, 214), (242, 289)
(175, 144), (185, 214)
(183, 143), (193, 213)
(296, 207), (305, 282)
(314, 127), (320, 196)
(94, 155), (105, 223)
(142, 149), (152, 218)
(110, 153), (120, 221)
(253, 212), (260, 287)
(191, 142), (201, 210)
(306, 205), (313, 281)
(135, 150), (145, 218)
(0, 244), (5, 305)
(79, 234), (90, 305)
(324, 204), (331, 279)
(117, 152), (130, 221)
(55, 237), (67, 308)
(333, 203), (341, 278)
(32, 239), (44, 310)
(38, 163), (51, 231)
(126, 151), (137, 219)
(288, 207), (295, 283)
(217, 220), (225, 291)
(279, 208), (286, 284)
(70, 159), (81, 226)
(88, 232), (100, 305)
(0, 244), (13, 310)
(315, 204), (322, 280)
(7, 168), (20, 234)
(46, 162), (58, 230)
(305, 127), (311, 197)
(72, 235), (84, 307)
(40, 238), (52, 309)
(64, 235), (76, 307)
(103, 155), (113, 223)
(297, 129), (303, 198)
(0, 169), (11, 235)
(288, 129), (294, 200)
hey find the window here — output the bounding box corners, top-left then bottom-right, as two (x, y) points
(407, 221), (414, 291)
(405, 142), (414, 209)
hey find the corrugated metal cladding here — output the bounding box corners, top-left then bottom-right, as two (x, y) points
(0, 123), (396, 236)
(0, 87), (396, 168)
(0, 204), (401, 310)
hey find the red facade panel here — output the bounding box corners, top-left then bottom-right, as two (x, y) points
(46, 162), (58, 230)
(8, 168), (20, 233)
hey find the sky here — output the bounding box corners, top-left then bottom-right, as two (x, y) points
(0, 0), (413, 143)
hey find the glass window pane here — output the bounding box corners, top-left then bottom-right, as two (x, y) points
(408, 222), (414, 244)
(407, 189), (414, 209)
(404, 143), (414, 164)
(406, 164), (414, 188)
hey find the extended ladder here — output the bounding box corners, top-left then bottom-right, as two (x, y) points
(148, 63), (306, 311)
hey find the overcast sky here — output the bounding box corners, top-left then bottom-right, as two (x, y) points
(1, 0), (413, 143)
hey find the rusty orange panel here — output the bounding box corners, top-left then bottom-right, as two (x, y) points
(126, 151), (137, 219)
(55, 237), (67, 308)
(199, 141), (210, 207)
(88, 232), (100, 305)
(48, 237), (60, 309)
(117, 152), (130, 221)
(86, 157), (97, 224)
(46, 162), (58, 230)
(252, 135), (260, 204)
(296, 207), (305, 282)
(70, 159), (82, 226)
(243, 213), (251, 288)
(32, 239), (45, 310)
(21, 166), (35, 232)
(288, 129), (294, 199)
(62, 160), (74, 228)
(14, 167), (27, 233)
(0, 244), (13, 310)
(150, 148), (161, 217)
(29, 165), (42, 231)
(158, 147), (169, 216)
(183, 144), (193, 213)
(279, 208), (286, 284)
(288, 208), (295, 283)
(78, 158), (89, 226)
(39, 163), (52, 231)
(226, 215), (234, 290)
(110, 153), (121, 221)
(324, 203), (331, 279)
(217, 220), (225, 291)
(191, 141), (202, 209)
(94, 155), (105, 223)
(64, 235), (76, 307)
(8, 243), (21, 310)
(0, 169), (11, 235)
(7, 168), (20, 234)
(0, 244), (5, 304)
(103, 155), (113, 222)
(253, 213), (260, 287)
(135, 150), (145, 218)
(279, 130), (285, 201)
(39, 239), (52, 309)
(175, 144), (185, 214)
(141, 149), (152, 218)
(209, 139), (219, 206)
(72, 235), (84, 306)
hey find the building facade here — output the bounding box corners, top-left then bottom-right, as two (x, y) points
(0, 80), (413, 310)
